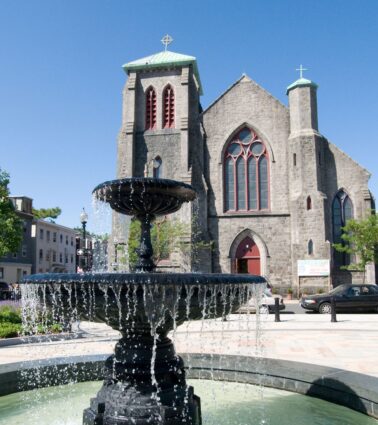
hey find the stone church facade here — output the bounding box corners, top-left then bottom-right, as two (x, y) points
(112, 48), (375, 294)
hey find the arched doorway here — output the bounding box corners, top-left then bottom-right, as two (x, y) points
(234, 236), (261, 275)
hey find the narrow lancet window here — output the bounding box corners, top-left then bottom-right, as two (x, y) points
(307, 196), (312, 210)
(308, 239), (313, 255)
(163, 85), (175, 128)
(145, 87), (157, 130)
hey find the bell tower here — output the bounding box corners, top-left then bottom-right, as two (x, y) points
(111, 38), (210, 271)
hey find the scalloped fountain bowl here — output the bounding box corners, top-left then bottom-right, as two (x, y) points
(22, 178), (266, 425)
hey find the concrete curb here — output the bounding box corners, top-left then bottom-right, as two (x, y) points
(0, 353), (377, 419)
(0, 332), (84, 347)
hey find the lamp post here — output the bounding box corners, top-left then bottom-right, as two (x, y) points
(79, 208), (89, 272)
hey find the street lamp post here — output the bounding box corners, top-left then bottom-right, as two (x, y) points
(79, 208), (89, 272)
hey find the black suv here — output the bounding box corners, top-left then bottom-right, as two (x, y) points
(301, 284), (378, 313)
(0, 282), (12, 300)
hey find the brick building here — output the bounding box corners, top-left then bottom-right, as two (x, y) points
(112, 47), (375, 293)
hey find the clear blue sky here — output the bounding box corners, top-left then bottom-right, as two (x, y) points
(1, 0), (377, 232)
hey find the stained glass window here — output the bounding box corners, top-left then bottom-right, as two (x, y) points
(224, 127), (269, 212)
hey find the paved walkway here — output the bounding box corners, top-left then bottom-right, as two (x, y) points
(1, 311), (377, 377)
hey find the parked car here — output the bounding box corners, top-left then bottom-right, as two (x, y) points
(0, 282), (12, 300)
(237, 289), (285, 314)
(301, 284), (378, 314)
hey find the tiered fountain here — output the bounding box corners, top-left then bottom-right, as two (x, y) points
(23, 177), (265, 425)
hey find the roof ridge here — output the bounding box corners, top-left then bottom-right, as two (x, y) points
(202, 74), (288, 114)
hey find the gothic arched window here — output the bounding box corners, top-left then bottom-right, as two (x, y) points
(153, 156), (162, 178)
(307, 196), (312, 210)
(163, 85), (175, 128)
(332, 190), (353, 265)
(308, 239), (313, 255)
(224, 127), (269, 212)
(145, 87), (157, 130)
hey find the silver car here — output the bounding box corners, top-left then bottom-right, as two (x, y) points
(237, 290), (285, 314)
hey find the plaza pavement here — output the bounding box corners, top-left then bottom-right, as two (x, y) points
(1, 303), (377, 378)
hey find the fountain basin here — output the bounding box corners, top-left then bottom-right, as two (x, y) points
(1, 354), (377, 423)
(93, 178), (196, 217)
(23, 273), (265, 330)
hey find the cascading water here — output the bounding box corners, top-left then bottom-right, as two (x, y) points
(21, 177), (266, 425)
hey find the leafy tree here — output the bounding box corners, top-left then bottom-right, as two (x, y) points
(127, 217), (211, 270)
(0, 169), (23, 257)
(333, 213), (378, 282)
(33, 207), (62, 221)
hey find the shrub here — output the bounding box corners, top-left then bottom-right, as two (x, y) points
(0, 322), (21, 338)
(0, 305), (22, 324)
(50, 323), (63, 334)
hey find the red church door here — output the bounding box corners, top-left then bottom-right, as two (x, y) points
(235, 237), (261, 275)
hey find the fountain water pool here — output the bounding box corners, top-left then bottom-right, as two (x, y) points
(0, 380), (376, 425)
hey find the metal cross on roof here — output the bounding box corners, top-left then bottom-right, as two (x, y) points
(161, 34), (173, 51)
(296, 64), (308, 79)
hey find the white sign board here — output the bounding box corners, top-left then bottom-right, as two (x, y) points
(297, 259), (330, 277)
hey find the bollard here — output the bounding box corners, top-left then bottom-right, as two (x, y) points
(331, 296), (337, 322)
(274, 297), (281, 322)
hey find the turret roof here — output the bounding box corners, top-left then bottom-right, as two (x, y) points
(286, 77), (318, 95)
(123, 50), (203, 95)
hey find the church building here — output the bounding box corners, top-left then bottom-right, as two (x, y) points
(112, 42), (375, 294)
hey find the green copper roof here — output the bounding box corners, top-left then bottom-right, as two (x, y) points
(123, 50), (203, 95)
(286, 77), (318, 94)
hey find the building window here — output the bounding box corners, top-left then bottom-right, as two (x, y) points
(53, 251), (56, 262)
(40, 229), (44, 240)
(293, 153), (297, 166)
(59, 253), (63, 263)
(65, 254), (68, 264)
(0, 267), (3, 279)
(71, 237), (74, 246)
(46, 230), (50, 242)
(332, 190), (353, 266)
(22, 245), (27, 257)
(13, 252), (18, 259)
(306, 196), (312, 210)
(39, 249), (43, 262)
(153, 156), (162, 178)
(66, 235), (68, 245)
(71, 254), (74, 263)
(60, 234), (63, 243)
(53, 232), (57, 242)
(145, 87), (157, 130)
(46, 251), (50, 261)
(163, 84), (175, 128)
(224, 127), (269, 212)
(308, 239), (314, 255)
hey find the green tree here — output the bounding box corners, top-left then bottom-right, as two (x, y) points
(0, 169), (23, 257)
(333, 213), (378, 282)
(33, 207), (62, 221)
(127, 218), (211, 270)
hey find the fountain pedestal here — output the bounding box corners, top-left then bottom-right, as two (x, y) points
(83, 331), (201, 425)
